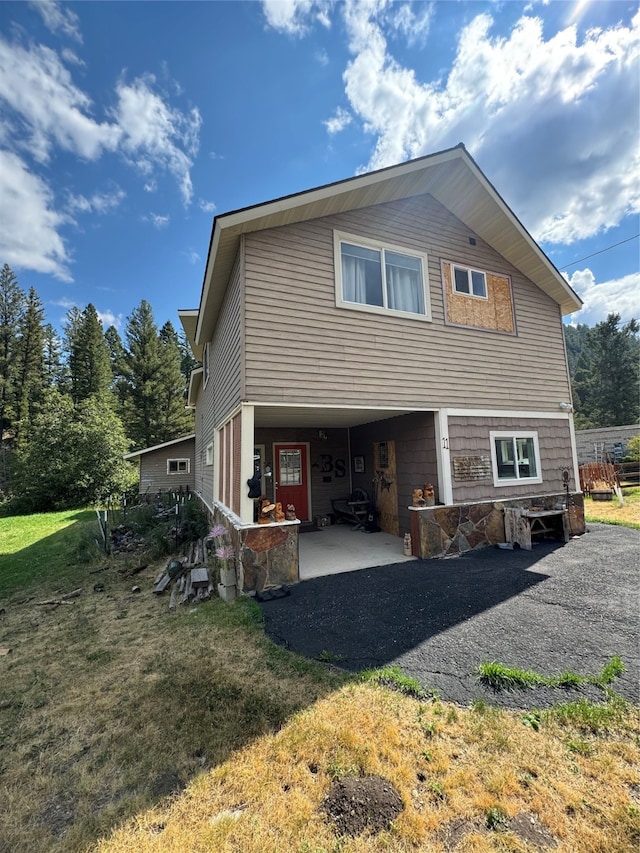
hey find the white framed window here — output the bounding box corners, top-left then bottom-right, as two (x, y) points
(203, 342), (210, 387)
(167, 458), (190, 475)
(334, 231), (431, 320)
(490, 432), (542, 486)
(205, 442), (213, 466)
(453, 265), (487, 298)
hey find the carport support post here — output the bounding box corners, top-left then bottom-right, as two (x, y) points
(435, 408), (453, 505)
(240, 403), (256, 524)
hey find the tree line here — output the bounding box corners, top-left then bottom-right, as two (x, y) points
(0, 263), (196, 512)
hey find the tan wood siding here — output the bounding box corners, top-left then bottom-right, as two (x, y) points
(448, 416), (575, 502)
(243, 194), (571, 410)
(212, 251), (243, 425)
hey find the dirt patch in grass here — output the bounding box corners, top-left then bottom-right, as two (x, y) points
(320, 774), (403, 836)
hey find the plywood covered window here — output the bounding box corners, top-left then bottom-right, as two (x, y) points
(442, 260), (514, 333)
(335, 231), (431, 320)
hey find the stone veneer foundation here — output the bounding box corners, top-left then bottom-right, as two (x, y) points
(209, 504), (300, 595)
(410, 493), (585, 559)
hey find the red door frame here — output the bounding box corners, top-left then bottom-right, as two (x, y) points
(273, 443), (311, 521)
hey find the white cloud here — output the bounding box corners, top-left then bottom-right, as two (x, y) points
(29, 0), (82, 42)
(334, 2), (640, 246)
(198, 199), (216, 213)
(184, 249), (201, 265)
(143, 213), (170, 229)
(0, 36), (119, 162)
(68, 186), (125, 215)
(97, 309), (123, 329)
(0, 149), (72, 280)
(113, 74), (202, 205)
(324, 106), (352, 134)
(262, 0), (331, 35)
(565, 268), (640, 326)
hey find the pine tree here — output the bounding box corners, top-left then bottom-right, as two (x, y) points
(42, 323), (65, 389)
(0, 263), (26, 440)
(123, 300), (164, 449)
(572, 313), (640, 428)
(105, 324), (130, 414)
(157, 321), (195, 440)
(65, 304), (112, 403)
(13, 287), (45, 449)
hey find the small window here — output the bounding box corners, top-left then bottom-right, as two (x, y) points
(203, 343), (210, 386)
(453, 265), (487, 298)
(167, 458), (190, 475)
(335, 231), (430, 320)
(205, 442), (213, 466)
(490, 432), (541, 486)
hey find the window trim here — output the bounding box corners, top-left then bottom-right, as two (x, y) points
(167, 458), (190, 475)
(205, 442), (213, 466)
(334, 230), (431, 321)
(452, 264), (488, 299)
(489, 431), (542, 487)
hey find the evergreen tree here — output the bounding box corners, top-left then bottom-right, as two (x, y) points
(42, 323), (65, 389)
(178, 328), (198, 390)
(104, 324), (130, 414)
(66, 304), (112, 403)
(157, 321), (195, 440)
(0, 263), (26, 439)
(572, 313), (640, 428)
(13, 287), (45, 449)
(123, 300), (164, 449)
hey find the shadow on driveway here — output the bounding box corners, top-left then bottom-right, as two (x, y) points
(260, 524), (640, 708)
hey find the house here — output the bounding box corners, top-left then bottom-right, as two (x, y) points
(575, 424), (639, 464)
(124, 434), (196, 497)
(180, 143), (585, 596)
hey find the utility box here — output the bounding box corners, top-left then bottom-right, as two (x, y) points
(314, 514), (331, 528)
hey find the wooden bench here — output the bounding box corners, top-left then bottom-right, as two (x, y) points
(504, 507), (569, 550)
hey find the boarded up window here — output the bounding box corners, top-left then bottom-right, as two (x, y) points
(442, 261), (515, 333)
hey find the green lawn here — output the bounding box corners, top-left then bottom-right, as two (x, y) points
(0, 509), (96, 598)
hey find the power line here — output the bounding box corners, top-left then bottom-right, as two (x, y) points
(558, 233), (640, 270)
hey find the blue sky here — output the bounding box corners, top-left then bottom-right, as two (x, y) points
(1, 0), (638, 337)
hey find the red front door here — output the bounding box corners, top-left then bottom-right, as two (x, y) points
(274, 444), (309, 521)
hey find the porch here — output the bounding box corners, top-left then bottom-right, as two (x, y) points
(298, 524), (417, 580)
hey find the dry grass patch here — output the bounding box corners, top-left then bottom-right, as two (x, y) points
(94, 685), (640, 853)
(584, 486), (640, 529)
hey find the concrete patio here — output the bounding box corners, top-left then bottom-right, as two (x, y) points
(298, 523), (416, 580)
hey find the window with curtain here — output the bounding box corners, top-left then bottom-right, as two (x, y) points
(336, 232), (429, 319)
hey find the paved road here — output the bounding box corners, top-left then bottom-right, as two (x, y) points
(259, 524), (639, 708)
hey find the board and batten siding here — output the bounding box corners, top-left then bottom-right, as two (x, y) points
(138, 440), (195, 494)
(242, 193), (571, 411)
(447, 416), (574, 502)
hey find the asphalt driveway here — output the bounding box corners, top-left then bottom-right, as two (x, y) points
(259, 524), (640, 708)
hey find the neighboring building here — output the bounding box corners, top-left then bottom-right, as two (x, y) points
(124, 435), (195, 496)
(575, 424), (639, 464)
(180, 144), (585, 592)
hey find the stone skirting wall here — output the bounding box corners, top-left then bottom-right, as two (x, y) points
(410, 493), (585, 559)
(209, 504), (299, 597)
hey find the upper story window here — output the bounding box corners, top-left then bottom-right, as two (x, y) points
(453, 265), (487, 299)
(335, 231), (431, 320)
(167, 458), (190, 475)
(490, 431), (542, 486)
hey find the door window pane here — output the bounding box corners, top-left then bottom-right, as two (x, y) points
(279, 449), (302, 485)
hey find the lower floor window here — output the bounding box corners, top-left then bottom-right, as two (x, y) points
(490, 432), (541, 485)
(167, 458), (190, 474)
